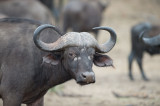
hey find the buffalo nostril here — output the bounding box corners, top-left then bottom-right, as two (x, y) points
(82, 73), (87, 79)
(81, 72), (95, 81)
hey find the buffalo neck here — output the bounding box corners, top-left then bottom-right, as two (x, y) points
(47, 62), (71, 87)
(34, 61), (72, 89)
(23, 60), (72, 104)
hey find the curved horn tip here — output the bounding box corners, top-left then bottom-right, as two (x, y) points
(92, 26), (104, 30)
(33, 24), (63, 52)
(92, 26), (112, 30)
(92, 27), (117, 36)
(34, 24), (63, 36)
(92, 26), (117, 53)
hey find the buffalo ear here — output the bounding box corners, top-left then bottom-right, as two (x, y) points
(93, 53), (114, 67)
(43, 53), (60, 65)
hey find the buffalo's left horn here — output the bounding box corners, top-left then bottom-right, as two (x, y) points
(33, 24), (63, 51)
(93, 27), (117, 53)
(143, 35), (160, 46)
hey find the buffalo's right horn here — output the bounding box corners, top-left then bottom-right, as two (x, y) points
(33, 24), (63, 51)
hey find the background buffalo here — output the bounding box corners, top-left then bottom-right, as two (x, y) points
(62, 0), (109, 39)
(128, 22), (160, 81)
(0, 0), (55, 24)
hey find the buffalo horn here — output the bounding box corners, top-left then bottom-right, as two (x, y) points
(140, 30), (160, 46)
(34, 25), (117, 53)
(143, 34), (160, 46)
(33, 24), (63, 51)
(93, 27), (117, 53)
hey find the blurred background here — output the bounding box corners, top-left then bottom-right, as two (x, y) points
(0, 0), (160, 105)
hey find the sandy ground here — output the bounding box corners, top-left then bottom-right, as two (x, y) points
(0, 0), (160, 106)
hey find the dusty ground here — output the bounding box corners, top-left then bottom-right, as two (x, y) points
(1, 0), (160, 106)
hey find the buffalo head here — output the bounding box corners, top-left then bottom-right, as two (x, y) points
(33, 24), (116, 85)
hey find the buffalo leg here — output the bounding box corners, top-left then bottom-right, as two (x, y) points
(128, 51), (135, 80)
(136, 56), (149, 81)
(27, 97), (44, 106)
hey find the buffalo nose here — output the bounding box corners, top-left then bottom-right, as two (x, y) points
(81, 72), (95, 83)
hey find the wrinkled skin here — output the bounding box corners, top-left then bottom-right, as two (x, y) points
(0, 18), (113, 106)
(128, 22), (160, 81)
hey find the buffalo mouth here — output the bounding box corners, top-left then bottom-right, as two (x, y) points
(77, 80), (95, 86)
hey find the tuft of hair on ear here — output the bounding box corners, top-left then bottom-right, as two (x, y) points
(111, 64), (115, 69)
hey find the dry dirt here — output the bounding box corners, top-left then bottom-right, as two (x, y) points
(1, 0), (160, 106)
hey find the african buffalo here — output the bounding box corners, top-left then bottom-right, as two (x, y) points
(0, 0), (54, 23)
(0, 18), (116, 106)
(39, 0), (64, 22)
(63, 0), (109, 39)
(128, 22), (160, 81)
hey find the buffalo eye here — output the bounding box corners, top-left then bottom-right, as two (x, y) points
(69, 52), (76, 58)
